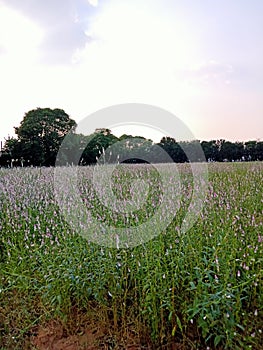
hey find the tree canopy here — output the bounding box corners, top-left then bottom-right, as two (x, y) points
(2, 108), (76, 166)
(0, 108), (263, 167)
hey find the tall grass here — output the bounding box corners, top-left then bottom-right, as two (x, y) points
(0, 162), (262, 349)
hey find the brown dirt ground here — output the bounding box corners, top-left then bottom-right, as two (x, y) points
(29, 320), (187, 350)
(30, 319), (155, 350)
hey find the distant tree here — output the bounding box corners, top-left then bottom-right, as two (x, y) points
(116, 135), (153, 163)
(179, 140), (205, 162)
(56, 133), (88, 165)
(157, 137), (187, 163)
(218, 140), (235, 161)
(11, 108), (76, 166)
(256, 141), (263, 161)
(201, 140), (220, 161)
(232, 142), (245, 161)
(244, 141), (257, 161)
(0, 138), (14, 167)
(81, 129), (119, 165)
(1, 110), (263, 167)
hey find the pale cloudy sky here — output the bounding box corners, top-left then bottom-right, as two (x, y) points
(0, 0), (262, 144)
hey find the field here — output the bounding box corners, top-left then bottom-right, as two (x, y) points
(0, 162), (262, 349)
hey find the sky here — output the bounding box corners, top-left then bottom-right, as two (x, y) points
(0, 0), (262, 145)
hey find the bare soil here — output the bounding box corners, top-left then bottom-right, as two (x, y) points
(30, 319), (154, 350)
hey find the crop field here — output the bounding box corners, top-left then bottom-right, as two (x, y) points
(0, 162), (262, 349)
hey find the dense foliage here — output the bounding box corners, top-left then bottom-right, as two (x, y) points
(0, 108), (263, 166)
(0, 163), (262, 349)
(1, 108), (76, 167)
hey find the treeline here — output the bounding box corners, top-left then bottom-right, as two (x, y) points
(0, 108), (262, 167)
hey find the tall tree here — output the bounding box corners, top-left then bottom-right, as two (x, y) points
(13, 108), (76, 166)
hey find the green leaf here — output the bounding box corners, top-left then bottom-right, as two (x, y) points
(214, 335), (223, 347)
(236, 323), (245, 331)
(176, 315), (183, 333)
(189, 281), (196, 290)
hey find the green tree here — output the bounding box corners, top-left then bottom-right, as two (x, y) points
(13, 108), (76, 166)
(81, 129), (119, 165)
(56, 132), (88, 165)
(157, 137), (187, 163)
(179, 140), (204, 162)
(244, 141), (257, 161)
(232, 142), (245, 161)
(218, 140), (235, 161)
(116, 134), (153, 163)
(201, 140), (220, 161)
(256, 141), (263, 161)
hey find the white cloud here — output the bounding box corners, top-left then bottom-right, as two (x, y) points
(1, 0), (262, 144)
(74, 2), (197, 77)
(88, 0), (98, 7)
(0, 5), (43, 61)
(0, 1), (202, 142)
(1, 0), (96, 64)
(180, 60), (234, 87)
